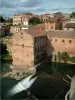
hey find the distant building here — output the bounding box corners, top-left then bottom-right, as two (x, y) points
(39, 14), (54, 22)
(63, 19), (75, 31)
(45, 18), (63, 30)
(0, 23), (10, 36)
(10, 25), (29, 34)
(13, 14), (29, 26)
(13, 13), (38, 26)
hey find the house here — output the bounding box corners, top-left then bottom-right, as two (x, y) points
(12, 28), (75, 68)
(13, 14), (29, 26)
(13, 13), (38, 26)
(46, 30), (75, 60)
(63, 19), (75, 31)
(45, 18), (63, 30)
(12, 28), (46, 67)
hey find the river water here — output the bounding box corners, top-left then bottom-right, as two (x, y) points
(1, 61), (75, 99)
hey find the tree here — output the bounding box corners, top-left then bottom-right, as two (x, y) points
(57, 52), (61, 62)
(70, 12), (75, 18)
(29, 17), (41, 25)
(0, 41), (8, 55)
(0, 16), (6, 22)
(61, 52), (69, 63)
(5, 18), (13, 23)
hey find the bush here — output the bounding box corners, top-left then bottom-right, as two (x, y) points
(69, 56), (75, 63)
(29, 17), (41, 25)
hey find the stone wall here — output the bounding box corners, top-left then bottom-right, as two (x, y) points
(47, 36), (75, 56)
(12, 31), (34, 67)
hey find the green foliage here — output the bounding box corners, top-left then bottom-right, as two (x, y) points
(5, 18), (13, 23)
(0, 41), (12, 60)
(60, 52), (69, 63)
(70, 12), (75, 17)
(57, 52), (61, 62)
(0, 41), (8, 55)
(69, 56), (75, 63)
(29, 17), (41, 25)
(57, 52), (69, 63)
(0, 16), (6, 22)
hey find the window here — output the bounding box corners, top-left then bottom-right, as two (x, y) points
(62, 40), (65, 43)
(21, 32), (23, 35)
(38, 37), (39, 41)
(22, 44), (24, 48)
(34, 48), (36, 53)
(50, 39), (52, 41)
(69, 40), (72, 43)
(55, 39), (57, 42)
(51, 26), (53, 29)
(38, 47), (39, 52)
(35, 37), (37, 42)
(43, 45), (45, 49)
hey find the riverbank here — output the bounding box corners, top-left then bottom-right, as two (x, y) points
(1, 61), (75, 80)
(1, 61), (35, 80)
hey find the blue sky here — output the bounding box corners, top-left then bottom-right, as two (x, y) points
(0, 0), (75, 17)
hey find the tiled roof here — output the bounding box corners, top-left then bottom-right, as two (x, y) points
(65, 23), (75, 28)
(46, 30), (75, 38)
(22, 28), (45, 37)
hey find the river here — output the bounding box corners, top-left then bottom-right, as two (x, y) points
(1, 61), (75, 99)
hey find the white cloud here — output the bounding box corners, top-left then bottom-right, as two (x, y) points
(0, 0), (44, 17)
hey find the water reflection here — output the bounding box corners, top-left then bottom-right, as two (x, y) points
(0, 61), (12, 74)
(1, 61), (75, 99)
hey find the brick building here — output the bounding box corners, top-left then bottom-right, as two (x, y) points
(46, 30), (75, 60)
(12, 29), (75, 67)
(63, 19), (75, 31)
(39, 14), (54, 22)
(45, 18), (63, 30)
(12, 29), (46, 67)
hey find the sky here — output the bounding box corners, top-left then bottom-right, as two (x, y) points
(0, 0), (75, 17)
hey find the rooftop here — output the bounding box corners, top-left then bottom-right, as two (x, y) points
(65, 23), (75, 28)
(21, 28), (45, 37)
(46, 30), (75, 39)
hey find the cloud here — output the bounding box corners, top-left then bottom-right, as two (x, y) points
(51, 6), (75, 11)
(1, 0), (42, 8)
(22, 0), (42, 7)
(0, 0), (44, 17)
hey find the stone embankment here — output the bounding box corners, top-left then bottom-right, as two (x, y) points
(2, 64), (35, 80)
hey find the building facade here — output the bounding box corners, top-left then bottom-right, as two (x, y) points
(46, 30), (75, 59)
(13, 13), (38, 26)
(63, 19), (75, 31)
(13, 14), (29, 26)
(12, 29), (75, 67)
(45, 18), (63, 30)
(12, 29), (46, 67)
